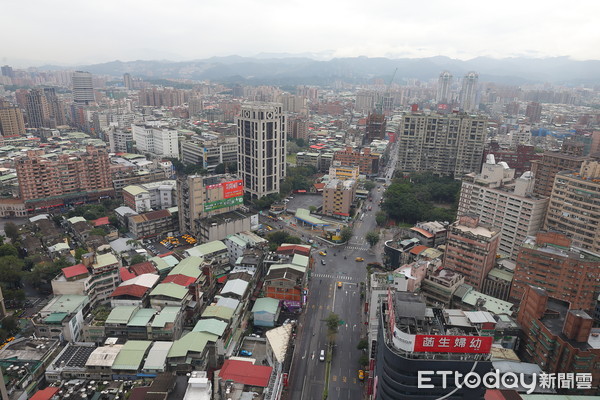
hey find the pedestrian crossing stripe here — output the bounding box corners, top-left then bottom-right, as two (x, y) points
(312, 273), (356, 281)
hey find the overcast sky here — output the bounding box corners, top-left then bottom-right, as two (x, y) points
(4, 0), (600, 67)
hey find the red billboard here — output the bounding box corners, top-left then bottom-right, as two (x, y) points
(414, 334), (492, 354)
(223, 179), (244, 199)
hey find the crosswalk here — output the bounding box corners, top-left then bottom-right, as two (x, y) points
(346, 246), (369, 251)
(312, 273), (356, 281)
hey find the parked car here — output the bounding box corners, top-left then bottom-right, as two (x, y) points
(239, 350), (253, 357)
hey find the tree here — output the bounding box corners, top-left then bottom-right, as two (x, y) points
(0, 244), (18, 257)
(286, 141), (300, 155)
(4, 222), (19, 243)
(74, 248), (87, 262)
(366, 231), (380, 247)
(89, 228), (107, 237)
(357, 339), (368, 351)
(309, 206), (317, 213)
(108, 215), (119, 227)
(340, 226), (353, 243)
(0, 256), (24, 288)
(126, 239), (141, 248)
(1, 316), (18, 334)
(364, 181), (376, 191)
(0, 235), (5, 245)
(326, 312), (340, 335)
(375, 211), (387, 227)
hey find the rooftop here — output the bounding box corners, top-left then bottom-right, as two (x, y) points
(142, 341), (172, 372)
(219, 359), (273, 388)
(151, 306), (181, 328)
(112, 340), (152, 371)
(85, 344), (123, 367)
(106, 306), (138, 325)
(150, 283), (189, 300)
(61, 264), (89, 279)
(168, 331), (218, 358)
(193, 318), (228, 337)
(42, 294), (89, 315)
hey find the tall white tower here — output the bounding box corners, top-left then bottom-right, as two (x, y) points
(236, 102), (286, 198)
(460, 71), (478, 112)
(436, 71), (453, 104)
(72, 71), (95, 105)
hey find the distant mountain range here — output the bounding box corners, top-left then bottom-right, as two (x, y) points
(40, 56), (600, 86)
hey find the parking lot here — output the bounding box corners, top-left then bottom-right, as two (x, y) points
(284, 194), (323, 213)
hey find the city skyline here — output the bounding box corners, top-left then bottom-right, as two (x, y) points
(4, 0), (600, 67)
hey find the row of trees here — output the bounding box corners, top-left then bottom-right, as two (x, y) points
(381, 173), (461, 225)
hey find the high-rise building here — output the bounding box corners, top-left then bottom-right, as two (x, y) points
(236, 102), (286, 198)
(276, 93), (307, 114)
(436, 71), (452, 104)
(25, 89), (49, 128)
(531, 140), (588, 198)
(372, 291), (493, 399)
(397, 112), (487, 177)
(544, 160), (600, 254)
(510, 232), (600, 311)
(177, 173), (244, 238)
(364, 112), (386, 144)
(0, 100), (26, 136)
(355, 91), (376, 113)
(458, 156), (549, 260)
(15, 146), (112, 205)
(287, 116), (308, 140)
(132, 124), (179, 158)
(43, 87), (66, 127)
(1, 65), (14, 78)
(525, 102), (542, 123)
(443, 214), (501, 290)
(460, 71), (478, 112)
(123, 73), (133, 90)
(322, 179), (356, 218)
(485, 143), (542, 176)
(107, 129), (134, 153)
(516, 285), (600, 394)
(72, 71), (95, 105)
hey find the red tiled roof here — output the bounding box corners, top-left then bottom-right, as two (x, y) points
(30, 387), (60, 400)
(93, 216), (110, 226)
(410, 227), (434, 238)
(217, 275), (228, 284)
(313, 183), (326, 190)
(62, 264), (88, 279)
(162, 274), (196, 287)
(111, 284), (149, 298)
(409, 245), (429, 255)
(219, 360), (273, 387)
(120, 267), (137, 282)
(130, 261), (157, 275)
(159, 251), (174, 257)
(276, 245), (310, 256)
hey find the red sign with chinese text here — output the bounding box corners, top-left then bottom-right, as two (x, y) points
(223, 179), (244, 199)
(414, 334), (492, 353)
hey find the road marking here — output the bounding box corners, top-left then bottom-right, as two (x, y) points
(342, 376), (347, 383)
(332, 375), (337, 382)
(354, 378), (357, 384)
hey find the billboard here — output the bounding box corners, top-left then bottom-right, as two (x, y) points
(203, 196), (243, 212)
(223, 179), (244, 198)
(414, 334), (492, 354)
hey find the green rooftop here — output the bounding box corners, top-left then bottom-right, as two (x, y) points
(150, 283), (189, 300)
(252, 297), (280, 315)
(167, 331), (218, 359)
(151, 307), (181, 328)
(186, 240), (227, 257)
(192, 318), (228, 336)
(44, 312), (68, 324)
(201, 305), (234, 321)
(128, 308), (157, 327)
(112, 340), (152, 371)
(295, 208), (329, 226)
(106, 306), (138, 325)
(168, 256), (203, 278)
(291, 254), (309, 268)
(43, 295), (89, 314)
(94, 253), (119, 269)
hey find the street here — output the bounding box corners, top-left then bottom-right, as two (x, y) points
(285, 182), (387, 400)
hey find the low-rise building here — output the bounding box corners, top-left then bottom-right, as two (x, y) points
(129, 209), (176, 239)
(33, 294), (90, 342)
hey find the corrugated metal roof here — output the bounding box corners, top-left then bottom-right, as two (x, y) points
(167, 331), (218, 358)
(252, 297), (280, 314)
(219, 359), (273, 387)
(128, 308), (157, 327)
(142, 341), (172, 372)
(192, 318), (228, 336)
(62, 264), (88, 279)
(266, 324), (292, 364)
(168, 256), (203, 278)
(216, 297), (240, 310)
(150, 283), (188, 300)
(123, 185), (149, 196)
(151, 307), (181, 328)
(106, 306), (138, 325)
(221, 278), (248, 297)
(201, 305), (235, 321)
(112, 340), (152, 371)
(291, 254), (309, 268)
(190, 240), (227, 256)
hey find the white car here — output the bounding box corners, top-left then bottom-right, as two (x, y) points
(319, 350), (325, 361)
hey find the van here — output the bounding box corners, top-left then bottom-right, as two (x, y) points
(319, 350), (325, 361)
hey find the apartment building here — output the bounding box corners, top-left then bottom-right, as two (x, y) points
(15, 146), (113, 206)
(510, 232), (600, 311)
(332, 146), (379, 176)
(443, 214), (501, 290)
(458, 156), (549, 259)
(397, 112), (487, 177)
(132, 124), (179, 158)
(322, 179), (356, 218)
(236, 102), (286, 198)
(180, 137), (238, 172)
(0, 99), (25, 135)
(544, 160), (600, 254)
(531, 140), (588, 198)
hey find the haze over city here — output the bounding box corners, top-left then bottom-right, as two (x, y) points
(4, 0), (600, 66)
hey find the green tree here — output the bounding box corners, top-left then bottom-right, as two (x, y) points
(74, 248), (87, 262)
(286, 141), (300, 155)
(0, 244), (18, 257)
(0, 256), (24, 288)
(309, 206), (317, 213)
(1, 316), (18, 334)
(375, 211), (387, 227)
(89, 228), (107, 236)
(357, 339), (368, 350)
(326, 312), (340, 335)
(358, 354), (369, 367)
(0, 235), (5, 245)
(108, 215), (119, 227)
(4, 222), (19, 243)
(365, 231), (380, 247)
(126, 239), (141, 248)
(364, 181), (376, 191)
(340, 226), (353, 243)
